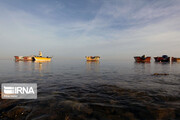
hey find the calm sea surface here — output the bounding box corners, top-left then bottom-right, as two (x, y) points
(0, 59), (180, 120)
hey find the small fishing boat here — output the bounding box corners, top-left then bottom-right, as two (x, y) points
(134, 55), (151, 62)
(154, 55), (170, 62)
(33, 51), (52, 62)
(172, 57), (180, 62)
(176, 58), (180, 62)
(86, 56), (100, 61)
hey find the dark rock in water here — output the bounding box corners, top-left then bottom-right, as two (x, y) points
(58, 100), (93, 115)
(153, 73), (169, 76)
(147, 107), (176, 120)
(2, 106), (31, 120)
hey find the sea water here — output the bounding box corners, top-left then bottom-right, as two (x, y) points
(0, 59), (179, 120)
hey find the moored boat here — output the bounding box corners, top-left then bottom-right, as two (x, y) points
(172, 57), (180, 62)
(14, 56), (34, 61)
(154, 55), (170, 62)
(134, 55), (151, 62)
(86, 56), (100, 61)
(176, 58), (180, 62)
(33, 51), (52, 62)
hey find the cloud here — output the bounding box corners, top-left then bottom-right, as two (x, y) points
(0, 0), (180, 59)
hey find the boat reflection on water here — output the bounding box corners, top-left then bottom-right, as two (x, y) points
(15, 61), (33, 72)
(34, 61), (51, 71)
(134, 61), (151, 64)
(134, 61), (151, 74)
(153, 61), (172, 73)
(86, 61), (100, 72)
(15, 61), (52, 76)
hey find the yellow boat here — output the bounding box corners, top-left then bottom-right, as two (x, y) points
(85, 56), (100, 61)
(33, 57), (52, 62)
(33, 51), (52, 62)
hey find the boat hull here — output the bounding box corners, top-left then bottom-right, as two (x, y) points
(134, 57), (151, 62)
(86, 56), (100, 61)
(154, 57), (170, 62)
(33, 57), (52, 62)
(14, 56), (24, 61)
(177, 58), (180, 62)
(23, 56), (33, 61)
(172, 57), (180, 62)
(86, 59), (99, 61)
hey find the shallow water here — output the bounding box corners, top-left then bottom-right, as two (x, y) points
(0, 59), (180, 120)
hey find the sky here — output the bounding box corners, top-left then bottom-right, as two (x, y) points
(0, 0), (180, 60)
